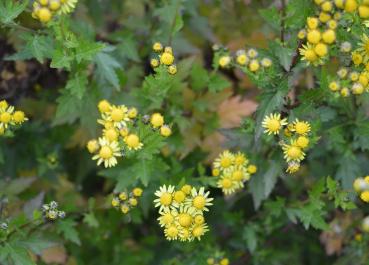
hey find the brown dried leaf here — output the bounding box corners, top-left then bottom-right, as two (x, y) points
(41, 246), (67, 264)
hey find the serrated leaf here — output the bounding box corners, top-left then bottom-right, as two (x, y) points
(0, 0), (28, 25)
(243, 226), (258, 253)
(94, 50), (121, 89)
(208, 74), (231, 92)
(50, 48), (72, 69)
(66, 73), (88, 99)
(75, 40), (105, 63)
(4, 244), (36, 265)
(56, 219), (81, 245)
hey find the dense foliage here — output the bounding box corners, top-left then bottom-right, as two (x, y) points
(1, 0), (369, 264)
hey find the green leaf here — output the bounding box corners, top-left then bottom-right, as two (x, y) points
(1, 177), (36, 196)
(75, 40), (105, 63)
(259, 7), (281, 31)
(243, 226), (258, 253)
(249, 161), (282, 209)
(50, 48), (72, 69)
(56, 219), (81, 245)
(335, 152), (360, 190)
(94, 49), (121, 89)
(190, 63), (209, 91)
(0, 0), (28, 25)
(255, 82), (288, 141)
(18, 236), (57, 255)
(53, 90), (81, 125)
(66, 73), (88, 99)
(4, 244), (36, 265)
(83, 212), (99, 228)
(208, 74), (231, 92)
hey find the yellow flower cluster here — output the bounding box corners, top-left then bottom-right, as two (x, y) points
(41, 201), (66, 221)
(351, 34), (369, 68)
(353, 176), (369, 203)
(0, 100), (28, 135)
(87, 100), (171, 168)
(32, 0), (78, 23)
(212, 150), (257, 195)
(207, 257), (229, 265)
(150, 42), (177, 75)
(215, 46), (272, 72)
(262, 113), (312, 174)
(111, 187), (143, 214)
(329, 67), (369, 97)
(298, 1), (339, 65)
(153, 185), (213, 242)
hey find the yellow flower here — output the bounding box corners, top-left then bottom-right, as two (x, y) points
(261, 58), (272, 67)
(119, 192), (128, 200)
(58, 0), (78, 14)
(319, 12), (331, 23)
(87, 139), (99, 153)
(151, 58), (159, 68)
(213, 150), (235, 169)
(212, 168), (220, 176)
(286, 161), (301, 174)
(234, 152), (248, 166)
(359, 5), (369, 18)
(335, 0), (344, 8)
(217, 176), (237, 195)
(298, 29), (306, 39)
(314, 43), (328, 57)
(362, 217), (369, 232)
(121, 204), (130, 214)
(299, 44), (321, 65)
(124, 134), (143, 150)
(321, 1), (333, 12)
(262, 113), (287, 135)
(357, 34), (369, 64)
(353, 178), (368, 192)
(307, 17), (319, 29)
(127, 107), (137, 119)
(49, 0), (61, 11)
(168, 65), (177, 75)
(337, 68), (348, 79)
(282, 142), (305, 162)
(327, 20), (337, 30)
(173, 190), (186, 204)
(293, 119), (311, 135)
(352, 52), (363, 65)
(249, 59), (260, 72)
(0, 106), (14, 129)
(247, 164), (257, 174)
(153, 42), (163, 52)
(360, 191), (369, 202)
(160, 52), (174, 65)
(307, 29), (321, 44)
(340, 87), (350, 97)
(164, 224), (179, 241)
(129, 198), (138, 206)
(247, 48), (258, 58)
(340, 42), (352, 53)
(150, 113), (164, 128)
(92, 137), (122, 168)
(37, 7), (52, 23)
(133, 188), (143, 197)
(0, 100), (8, 110)
(296, 136), (309, 149)
(164, 46), (173, 54)
(359, 74), (369, 87)
(236, 51), (249, 65)
(192, 223), (209, 240)
(181, 185), (192, 195)
(207, 258), (215, 265)
(220, 258), (229, 265)
(322, 29), (336, 44)
(157, 208), (175, 227)
(12, 111), (28, 124)
(350, 72), (359, 81)
(186, 187), (213, 213)
(329, 81), (340, 92)
(345, 0), (358, 12)
(111, 197), (120, 207)
(154, 185), (175, 211)
(103, 128), (119, 142)
(219, 56), (231, 68)
(160, 125), (172, 137)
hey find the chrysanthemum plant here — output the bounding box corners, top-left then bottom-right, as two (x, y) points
(2, 0), (369, 264)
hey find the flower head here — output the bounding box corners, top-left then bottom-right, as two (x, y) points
(262, 113), (287, 135)
(92, 137), (122, 168)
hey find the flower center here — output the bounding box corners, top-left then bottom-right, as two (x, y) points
(232, 171), (243, 181)
(0, 112), (11, 123)
(178, 213), (192, 227)
(160, 192), (172, 206)
(268, 119), (280, 131)
(162, 213), (174, 224)
(222, 178), (233, 188)
(193, 196), (206, 209)
(192, 226), (204, 237)
(220, 157), (232, 168)
(173, 191), (186, 203)
(287, 146), (302, 159)
(194, 215), (204, 225)
(126, 134), (139, 148)
(167, 226), (178, 237)
(111, 108), (124, 122)
(99, 146), (113, 159)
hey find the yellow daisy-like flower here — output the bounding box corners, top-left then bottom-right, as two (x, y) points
(213, 150), (235, 169)
(286, 161), (301, 174)
(299, 44), (322, 66)
(186, 187), (213, 213)
(353, 178), (368, 193)
(192, 223), (209, 240)
(293, 119), (311, 135)
(157, 208), (175, 227)
(262, 113), (287, 135)
(58, 0), (78, 14)
(154, 185), (175, 212)
(164, 224), (180, 241)
(124, 134), (143, 151)
(217, 175), (238, 195)
(219, 56), (231, 68)
(102, 105), (129, 129)
(282, 142), (305, 162)
(356, 34), (369, 64)
(0, 105), (14, 129)
(12, 111), (28, 124)
(234, 152), (248, 166)
(92, 137), (122, 168)
(179, 227), (193, 242)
